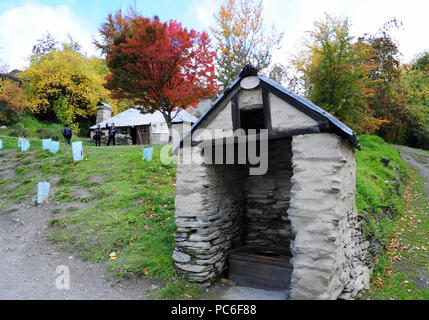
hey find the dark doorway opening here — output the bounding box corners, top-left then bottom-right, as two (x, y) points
(222, 138), (294, 292)
(240, 108), (265, 134)
(130, 127), (137, 145)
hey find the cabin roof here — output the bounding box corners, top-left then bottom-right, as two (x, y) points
(173, 65), (361, 153)
(90, 107), (198, 129)
(97, 102), (113, 110)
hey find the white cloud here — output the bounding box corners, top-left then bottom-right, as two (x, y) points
(2, 0), (427, 71)
(191, 0), (429, 65)
(190, 0), (220, 31)
(0, 2), (98, 70)
(270, 0), (429, 65)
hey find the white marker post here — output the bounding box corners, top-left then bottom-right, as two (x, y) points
(37, 182), (50, 204)
(72, 141), (83, 161)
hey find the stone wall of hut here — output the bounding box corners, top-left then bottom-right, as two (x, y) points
(288, 133), (370, 299)
(173, 133), (370, 299)
(243, 139), (294, 249)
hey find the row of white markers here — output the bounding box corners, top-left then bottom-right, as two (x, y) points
(0, 137), (83, 159)
(39, 139), (84, 203)
(13, 138), (84, 160)
(0, 138), (84, 204)
(2, 138), (152, 205)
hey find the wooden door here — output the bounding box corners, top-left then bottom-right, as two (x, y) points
(137, 126), (150, 145)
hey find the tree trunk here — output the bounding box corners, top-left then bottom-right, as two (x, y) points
(167, 119), (173, 144)
(161, 106), (173, 144)
(393, 127), (400, 144)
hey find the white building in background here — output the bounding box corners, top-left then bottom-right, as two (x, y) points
(90, 105), (198, 146)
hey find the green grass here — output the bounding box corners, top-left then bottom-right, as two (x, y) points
(0, 114), (92, 145)
(0, 136), (195, 298)
(44, 144), (186, 294)
(361, 169), (429, 300)
(0, 114), (63, 140)
(356, 135), (409, 244)
(0, 135), (42, 150)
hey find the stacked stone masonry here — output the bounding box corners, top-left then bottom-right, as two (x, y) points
(244, 139), (293, 248)
(173, 139), (295, 282)
(288, 134), (370, 299)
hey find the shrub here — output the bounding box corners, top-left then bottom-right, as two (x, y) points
(9, 123), (31, 137)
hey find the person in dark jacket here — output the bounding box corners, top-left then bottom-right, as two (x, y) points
(62, 124), (72, 146)
(93, 124), (103, 146)
(106, 122), (117, 146)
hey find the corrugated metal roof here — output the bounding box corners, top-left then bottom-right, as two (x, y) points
(90, 108), (198, 129)
(98, 102), (112, 110)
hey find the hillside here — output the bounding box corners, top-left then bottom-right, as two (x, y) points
(0, 114), (95, 142)
(1, 115), (65, 140)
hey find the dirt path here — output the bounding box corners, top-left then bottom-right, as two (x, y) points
(0, 151), (154, 300)
(394, 145), (429, 292)
(395, 145), (429, 198)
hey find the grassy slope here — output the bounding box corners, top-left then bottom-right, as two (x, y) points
(0, 115), (90, 144)
(361, 170), (429, 300)
(356, 135), (408, 244)
(0, 140), (198, 298)
(0, 135), (42, 150)
(356, 135), (428, 300)
(0, 134), (425, 299)
(1, 115), (63, 139)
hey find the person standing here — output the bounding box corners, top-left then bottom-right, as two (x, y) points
(106, 122), (117, 146)
(94, 124), (103, 146)
(62, 124), (72, 146)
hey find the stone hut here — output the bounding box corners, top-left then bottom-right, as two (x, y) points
(171, 65), (370, 300)
(96, 102), (113, 125)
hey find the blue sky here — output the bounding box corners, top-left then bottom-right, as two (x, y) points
(1, 0), (428, 70)
(0, 0), (221, 69)
(0, 0), (212, 42)
(0, 0), (204, 26)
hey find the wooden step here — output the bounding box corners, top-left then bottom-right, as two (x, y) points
(228, 245), (293, 291)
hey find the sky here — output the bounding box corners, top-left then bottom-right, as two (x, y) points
(0, 0), (428, 71)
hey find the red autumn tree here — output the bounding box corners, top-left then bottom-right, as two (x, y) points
(0, 77), (27, 125)
(96, 11), (218, 141)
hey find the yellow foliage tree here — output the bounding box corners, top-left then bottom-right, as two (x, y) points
(22, 48), (117, 134)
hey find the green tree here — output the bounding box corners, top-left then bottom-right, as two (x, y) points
(412, 51), (429, 71)
(400, 57), (429, 149)
(292, 14), (387, 134)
